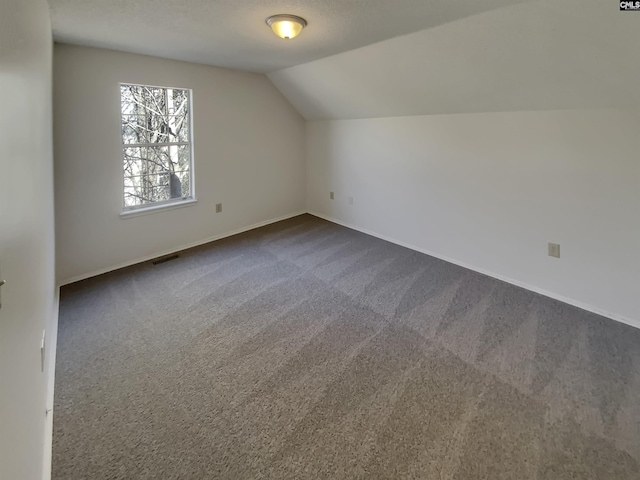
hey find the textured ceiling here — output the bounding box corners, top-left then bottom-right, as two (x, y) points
(268, 0), (640, 119)
(48, 0), (532, 73)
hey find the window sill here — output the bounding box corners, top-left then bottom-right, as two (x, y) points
(120, 198), (198, 219)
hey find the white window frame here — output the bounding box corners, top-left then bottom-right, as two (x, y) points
(119, 82), (196, 217)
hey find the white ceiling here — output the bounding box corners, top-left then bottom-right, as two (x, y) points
(269, 0), (640, 119)
(48, 0), (532, 73)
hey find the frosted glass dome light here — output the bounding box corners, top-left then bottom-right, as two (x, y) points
(266, 14), (307, 40)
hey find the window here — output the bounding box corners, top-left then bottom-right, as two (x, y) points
(120, 83), (194, 211)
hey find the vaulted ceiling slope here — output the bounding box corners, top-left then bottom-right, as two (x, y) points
(49, 0), (531, 73)
(268, 0), (640, 120)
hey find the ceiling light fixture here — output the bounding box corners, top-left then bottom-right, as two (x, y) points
(265, 14), (307, 40)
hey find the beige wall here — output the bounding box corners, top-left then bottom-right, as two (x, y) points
(0, 0), (58, 479)
(54, 44), (306, 284)
(306, 110), (640, 327)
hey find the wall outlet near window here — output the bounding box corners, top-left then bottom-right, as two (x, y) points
(330, 192), (334, 200)
(548, 243), (560, 258)
(216, 203), (222, 213)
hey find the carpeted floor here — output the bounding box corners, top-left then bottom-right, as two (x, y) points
(53, 214), (640, 479)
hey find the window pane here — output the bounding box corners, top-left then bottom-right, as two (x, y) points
(146, 146), (171, 175)
(144, 175), (171, 203)
(122, 116), (147, 144)
(180, 172), (190, 198)
(147, 113), (169, 144)
(123, 147), (145, 177)
(169, 145), (191, 198)
(124, 174), (145, 207)
(168, 89), (189, 116)
(120, 85), (146, 116)
(143, 87), (167, 116)
(168, 116), (189, 142)
(176, 145), (190, 171)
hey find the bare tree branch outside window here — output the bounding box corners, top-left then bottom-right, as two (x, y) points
(120, 84), (193, 209)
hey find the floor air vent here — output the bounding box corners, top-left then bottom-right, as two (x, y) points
(152, 254), (180, 265)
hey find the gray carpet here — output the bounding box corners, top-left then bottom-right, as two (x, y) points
(53, 214), (640, 479)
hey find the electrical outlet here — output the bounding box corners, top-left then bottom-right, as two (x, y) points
(41, 330), (46, 372)
(348, 196), (354, 205)
(548, 243), (560, 258)
(0, 262), (4, 310)
(330, 192), (334, 200)
(215, 203), (222, 213)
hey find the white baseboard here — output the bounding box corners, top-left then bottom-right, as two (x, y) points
(57, 208), (638, 331)
(58, 211), (307, 287)
(308, 211), (639, 331)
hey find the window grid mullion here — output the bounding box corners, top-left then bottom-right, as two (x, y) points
(124, 142), (190, 148)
